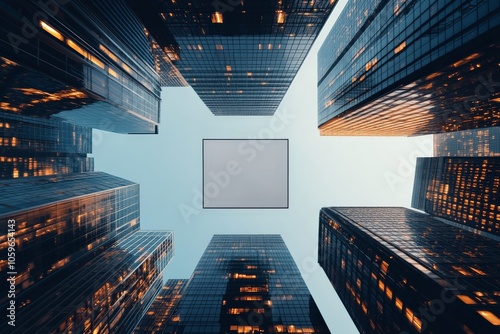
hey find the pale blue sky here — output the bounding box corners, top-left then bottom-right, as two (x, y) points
(92, 0), (432, 331)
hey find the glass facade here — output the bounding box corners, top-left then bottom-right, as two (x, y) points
(412, 157), (500, 237)
(134, 0), (338, 115)
(434, 127), (500, 157)
(318, 0), (500, 136)
(319, 207), (500, 334)
(134, 234), (330, 333)
(0, 111), (93, 179)
(0, 0), (182, 134)
(10, 230), (173, 334)
(0, 172), (140, 309)
(134, 279), (189, 333)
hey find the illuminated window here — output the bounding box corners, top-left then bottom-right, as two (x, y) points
(99, 45), (119, 63)
(365, 58), (378, 71)
(405, 307), (414, 323)
(276, 10), (286, 24)
(236, 295), (262, 301)
(211, 12), (223, 24)
(108, 68), (118, 78)
(395, 297), (403, 311)
(477, 310), (500, 325)
(380, 261), (389, 273)
(413, 316), (423, 332)
(394, 41), (407, 54)
(40, 21), (63, 41)
(457, 295), (476, 304)
(67, 39), (86, 58)
(385, 287), (393, 300)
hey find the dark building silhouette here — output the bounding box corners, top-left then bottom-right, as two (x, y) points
(11, 230), (173, 334)
(318, 0), (500, 136)
(134, 234), (331, 333)
(0, 0), (186, 134)
(0, 111), (93, 179)
(133, 0), (338, 116)
(0, 172), (140, 309)
(433, 127), (500, 157)
(319, 207), (500, 334)
(412, 157), (500, 237)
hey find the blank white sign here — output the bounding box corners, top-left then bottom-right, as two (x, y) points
(203, 139), (289, 208)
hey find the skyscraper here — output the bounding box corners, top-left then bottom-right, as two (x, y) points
(318, 0), (500, 136)
(133, 0), (339, 116)
(319, 207), (500, 334)
(411, 157), (500, 237)
(134, 234), (331, 333)
(433, 127), (500, 157)
(0, 0), (185, 134)
(10, 230), (173, 334)
(0, 172), (140, 309)
(0, 111), (93, 179)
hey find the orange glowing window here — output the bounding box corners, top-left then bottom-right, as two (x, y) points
(211, 12), (223, 24)
(67, 39), (86, 58)
(395, 297), (403, 311)
(276, 10), (286, 24)
(457, 295), (476, 304)
(380, 261), (389, 273)
(405, 307), (414, 322)
(40, 21), (63, 41)
(108, 68), (118, 78)
(477, 310), (500, 325)
(413, 316), (423, 332)
(394, 41), (406, 54)
(99, 45), (119, 63)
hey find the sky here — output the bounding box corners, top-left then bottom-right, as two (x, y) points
(92, 0), (432, 331)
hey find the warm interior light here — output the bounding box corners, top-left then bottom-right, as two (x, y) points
(211, 12), (223, 24)
(108, 68), (118, 78)
(40, 21), (64, 41)
(394, 41), (406, 54)
(457, 295), (476, 304)
(89, 55), (105, 69)
(67, 39), (86, 57)
(478, 310), (500, 325)
(276, 10), (286, 24)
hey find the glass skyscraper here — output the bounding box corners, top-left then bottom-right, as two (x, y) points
(10, 230), (173, 334)
(0, 172), (141, 310)
(317, 0), (500, 136)
(133, 0), (338, 116)
(0, 111), (93, 179)
(412, 157), (500, 237)
(134, 234), (330, 333)
(319, 207), (500, 334)
(433, 127), (500, 157)
(0, 0), (185, 134)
